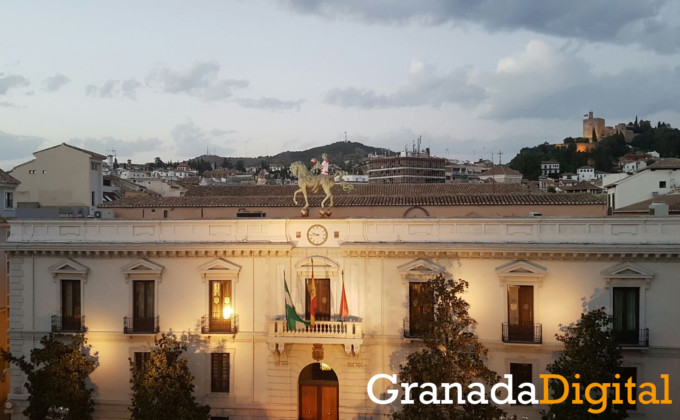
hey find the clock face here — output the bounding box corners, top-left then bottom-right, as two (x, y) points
(307, 224), (328, 246)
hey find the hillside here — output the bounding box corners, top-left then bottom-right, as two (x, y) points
(192, 141), (389, 172)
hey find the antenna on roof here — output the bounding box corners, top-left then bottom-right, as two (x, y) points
(344, 131), (348, 143)
(498, 150), (503, 165)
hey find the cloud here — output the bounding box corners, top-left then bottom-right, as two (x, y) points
(480, 40), (680, 120)
(171, 120), (236, 157)
(324, 61), (486, 109)
(0, 74), (30, 95)
(43, 73), (70, 91)
(0, 101), (20, 108)
(0, 130), (48, 164)
(236, 97), (304, 111)
(85, 79), (142, 99)
(147, 62), (248, 102)
(282, 0), (680, 54)
(67, 137), (162, 158)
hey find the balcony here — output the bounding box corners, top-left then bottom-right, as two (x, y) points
(502, 323), (542, 344)
(201, 315), (239, 334)
(51, 315), (86, 333)
(124, 316), (159, 334)
(614, 328), (649, 347)
(267, 316), (363, 355)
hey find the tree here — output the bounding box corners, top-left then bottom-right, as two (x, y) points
(542, 308), (627, 420)
(393, 275), (504, 420)
(235, 160), (246, 172)
(1, 333), (98, 420)
(129, 334), (210, 420)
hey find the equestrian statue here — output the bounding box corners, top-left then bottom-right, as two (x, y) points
(290, 153), (354, 213)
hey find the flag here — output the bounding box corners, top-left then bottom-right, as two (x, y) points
(340, 270), (349, 319)
(309, 258), (317, 327)
(284, 273), (307, 331)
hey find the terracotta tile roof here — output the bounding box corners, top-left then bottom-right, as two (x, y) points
(0, 169), (20, 186)
(647, 158), (680, 170)
(101, 183), (604, 208)
(479, 166), (522, 177)
(560, 181), (603, 192)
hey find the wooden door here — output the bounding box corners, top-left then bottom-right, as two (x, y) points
(299, 384), (338, 420)
(508, 285), (533, 341)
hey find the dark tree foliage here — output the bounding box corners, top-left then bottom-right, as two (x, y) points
(235, 160), (246, 172)
(541, 308), (627, 420)
(187, 158), (213, 174)
(394, 275), (504, 420)
(129, 334), (210, 420)
(1, 334), (98, 420)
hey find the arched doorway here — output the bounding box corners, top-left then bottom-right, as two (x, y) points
(298, 363), (339, 420)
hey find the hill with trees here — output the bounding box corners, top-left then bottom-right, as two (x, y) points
(509, 120), (680, 180)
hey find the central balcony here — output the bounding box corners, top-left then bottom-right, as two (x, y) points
(201, 315), (239, 334)
(267, 317), (364, 356)
(614, 328), (649, 347)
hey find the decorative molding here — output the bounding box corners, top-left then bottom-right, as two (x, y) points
(495, 260), (547, 283)
(197, 258), (241, 282)
(295, 256), (339, 277)
(398, 259), (445, 282)
(601, 262), (654, 289)
(121, 259), (164, 282)
(48, 258), (89, 282)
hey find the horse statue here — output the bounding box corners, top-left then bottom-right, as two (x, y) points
(290, 161), (354, 210)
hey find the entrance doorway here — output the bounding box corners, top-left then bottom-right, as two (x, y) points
(298, 363), (338, 420)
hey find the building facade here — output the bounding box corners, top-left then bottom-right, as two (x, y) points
(2, 217), (679, 419)
(9, 143), (105, 217)
(367, 156), (446, 184)
(0, 170), (19, 219)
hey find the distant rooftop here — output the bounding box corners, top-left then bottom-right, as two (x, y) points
(479, 166), (522, 176)
(647, 158), (680, 170)
(0, 169), (20, 186)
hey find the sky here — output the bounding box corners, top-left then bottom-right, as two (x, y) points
(1, 0), (679, 170)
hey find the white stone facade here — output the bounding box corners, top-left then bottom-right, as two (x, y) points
(2, 218), (679, 419)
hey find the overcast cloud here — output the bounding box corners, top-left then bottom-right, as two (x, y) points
(171, 120), (236, 157)
(236, 97), (304, 111)
(0, 74), (29, 95)
(282, 0), (680, 54)
(147, 62), (248, 102)
(43, 73), (70, 91)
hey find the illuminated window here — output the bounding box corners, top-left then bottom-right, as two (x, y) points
(209, 280), (234, 332)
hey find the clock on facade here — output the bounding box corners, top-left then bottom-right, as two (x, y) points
(306, 224), (328, 246)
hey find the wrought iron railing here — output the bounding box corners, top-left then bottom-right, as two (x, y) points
(614, 328), (649, 347)
(502, 323), (542, 344)
(51, 315), (86, 333)
(201, 315), (239, 334)
(124, 316), (159, 334)
(268, 319), (363, 339)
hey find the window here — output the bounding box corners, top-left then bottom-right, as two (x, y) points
(61, 280), (81, 331)
(305, 278), (331, 321)
(613, 287), (639, 345)
(510, 363), (532, 405)
(133, 280), (155, 332)
(408, 281), (433, 338)
(615, 367), (637, 410)
(659, 181), (667, 188)
(211, 353), (230, 393)
(29, 170), (36, 174)
(4, 192), (12, 209)
(91, 191), (95, 206)
(507, 285), (534, 342)
(134, 352), (151, 371)
(209, 280), (233, 332)
(91, 162), (100, 171)
(42, 170), (47, 174)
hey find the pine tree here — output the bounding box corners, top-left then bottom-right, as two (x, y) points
(1, 334), (98, 420)
(129, 334), (210, 420)
(393, 275), (504, 419)
(541, 308), (627, 419)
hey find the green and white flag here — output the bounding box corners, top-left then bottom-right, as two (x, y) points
(285, 274), (308, 331)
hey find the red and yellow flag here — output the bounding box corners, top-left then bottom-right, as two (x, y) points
(340, 270), (349, 319)
(309, 258), (317, 327)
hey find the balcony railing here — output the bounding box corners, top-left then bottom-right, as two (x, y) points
(502, 323), (542, 344)
(614, 328), (649, 347)
(268, 318), (363, 339)
(51, 315), (86, 333)
(201, 315), (239, 334)
(124, 316), (159, 334)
